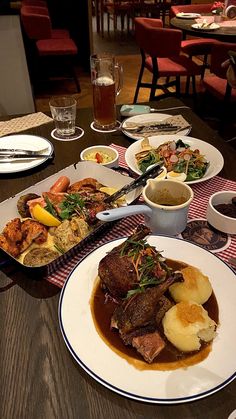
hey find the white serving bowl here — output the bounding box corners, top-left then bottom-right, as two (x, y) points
(80, 145), (119, 168)
(206, 191), (236, 235)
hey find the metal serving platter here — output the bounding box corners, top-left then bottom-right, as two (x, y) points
(0, 161), (142, 277)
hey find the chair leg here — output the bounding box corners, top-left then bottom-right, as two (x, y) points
(149, 74), (158, 100)
(133, 63), (145, 103)
(224, 83), (232, 102)
(191, 75), (196, 96)
(176, 76), (180, 97)
(201, 53), (208, 79)
(73, 68), (81, 93)
(185, 76), (190, 95)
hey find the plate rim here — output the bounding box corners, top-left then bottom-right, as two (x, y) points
(124, 134), (224, 184)
(121, 113), (191, 140)
(0, 134), (54, 174)
(59, 235), (236, 404)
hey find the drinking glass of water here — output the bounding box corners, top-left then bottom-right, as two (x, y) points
(49, 96), (79, 139)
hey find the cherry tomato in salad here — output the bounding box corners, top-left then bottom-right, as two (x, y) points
(95, 152), (103, 163)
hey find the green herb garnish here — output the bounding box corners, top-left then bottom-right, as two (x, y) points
(54, 244), (65, 254)
(59, 193), (85, 220)
(44, 196), (58, 218)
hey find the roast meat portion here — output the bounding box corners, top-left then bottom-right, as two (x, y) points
(98, 224), (151, 298)
(111, 273), (182, 338)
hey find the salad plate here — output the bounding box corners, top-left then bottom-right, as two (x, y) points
(59, 235), (236, 404)
(0, 134), (53, 174)
(121, 113), (191, 140)
(125, 135), (224, 184)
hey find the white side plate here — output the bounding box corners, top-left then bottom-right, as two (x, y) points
(0, 134), (53, 174)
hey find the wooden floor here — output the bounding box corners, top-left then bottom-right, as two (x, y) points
(33, 23), (236, 145)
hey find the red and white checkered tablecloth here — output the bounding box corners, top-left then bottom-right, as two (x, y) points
(46, 144), (236, 288)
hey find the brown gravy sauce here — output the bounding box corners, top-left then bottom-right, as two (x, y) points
(90, 259), (219, 371)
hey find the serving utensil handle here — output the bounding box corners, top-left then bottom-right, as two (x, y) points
(104, 164), (163, 204)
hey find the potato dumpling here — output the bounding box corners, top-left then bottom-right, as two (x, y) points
(169, 266), (212, 304)
(162, 301), (216, 352)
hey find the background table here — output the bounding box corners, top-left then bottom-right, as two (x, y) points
(171, 16), (236, 42)
(0, 98), (236, 419)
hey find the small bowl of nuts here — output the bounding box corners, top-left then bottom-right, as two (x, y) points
(206, 191), (236, 235)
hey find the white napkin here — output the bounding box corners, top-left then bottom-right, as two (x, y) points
(0, 112), (52, 137)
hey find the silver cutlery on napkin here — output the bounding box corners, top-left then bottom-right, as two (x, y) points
(123, 123), (181, 133)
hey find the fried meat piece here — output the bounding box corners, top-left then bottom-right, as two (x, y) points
(0, 234), (21, 258)
(0, 218), (23, 257)
(3, 218), (22, 243)
(20, 219), (48, 252)
(67, 178), (102, 193)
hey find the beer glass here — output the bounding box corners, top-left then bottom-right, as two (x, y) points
(90, 53), (123, 131)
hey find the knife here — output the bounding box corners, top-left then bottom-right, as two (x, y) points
(123, 125), (181, 133)
(0, 148), (49, 155)
(104, 163), (164, 204)
(0, 154), (53, 162)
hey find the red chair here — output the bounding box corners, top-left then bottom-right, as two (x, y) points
(203, 42), (236, 102)
(169, 3), (213, 20)
(133, 17), (201, 102)
(170, 4), (219, 80)
(20, 5), (80, 92)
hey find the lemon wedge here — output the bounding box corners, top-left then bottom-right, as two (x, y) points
(32, 204), (61, 227)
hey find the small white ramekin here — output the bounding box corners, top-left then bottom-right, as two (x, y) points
(206, 191), (236, 234)
(80, 145), (119, 168)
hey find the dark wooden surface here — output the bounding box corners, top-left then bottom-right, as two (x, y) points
(171, 16), (236, 42)
(0, 98), (236, 419)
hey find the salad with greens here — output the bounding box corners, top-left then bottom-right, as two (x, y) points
(135, 139), (209, 181)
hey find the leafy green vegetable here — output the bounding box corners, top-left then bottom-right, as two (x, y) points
(59, 194), (85, 220)
(176, 139), (189, 149)
(186, 163), (208, 181)
(138, 151), (161, 174)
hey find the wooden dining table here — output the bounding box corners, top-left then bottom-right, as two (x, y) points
(171, 16), (236, 42)
(0, 97), (236, 419)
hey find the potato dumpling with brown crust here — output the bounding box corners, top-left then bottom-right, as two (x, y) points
(169, 266), (212, 305)
(162, 301), (217, 352)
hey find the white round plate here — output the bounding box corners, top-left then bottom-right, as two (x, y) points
(191, 23), (220, 31)
(59, 235), (236, 404)
(176, 12), (201, 18)
(0, 134), (53, 174)
(125, 134), (224, 184)
(121, 113), (191, 140)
